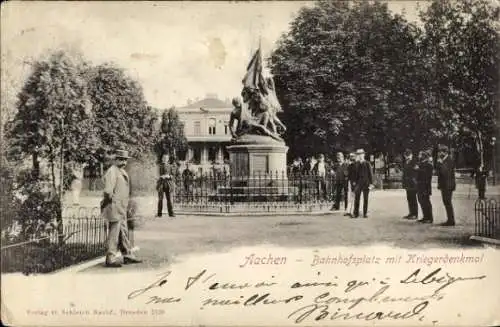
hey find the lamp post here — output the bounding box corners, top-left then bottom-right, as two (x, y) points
(491, 137), (496, 186)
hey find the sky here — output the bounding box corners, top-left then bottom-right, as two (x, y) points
(1, 1), (426, 113)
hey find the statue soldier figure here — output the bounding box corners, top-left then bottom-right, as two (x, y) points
(230, 46), (287, 142)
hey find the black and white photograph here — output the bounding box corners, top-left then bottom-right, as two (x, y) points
(1, 1), (499, 326)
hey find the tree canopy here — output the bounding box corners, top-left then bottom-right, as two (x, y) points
(269, 0), (499, 163)
(420, 0), (500, 166)
(154, 107), (188, 162)
(87, 64), (158, 161)
(6, 51), (98, 181)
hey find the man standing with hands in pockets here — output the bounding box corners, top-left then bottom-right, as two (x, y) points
(101, 149), (142, 267)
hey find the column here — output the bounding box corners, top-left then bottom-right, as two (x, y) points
(217, 146), (223, 163)
(202, 146), (208, 164)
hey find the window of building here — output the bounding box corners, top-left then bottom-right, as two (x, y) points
(192, 148), (201, 164)
(177, 148), (187, 161)
(224, 121), (229, 135)
(194, 121), (201, 135)
(208, 146), (217, 162)
(208, 118), (216, 135)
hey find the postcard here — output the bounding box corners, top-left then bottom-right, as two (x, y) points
(1, 1), (499, 326)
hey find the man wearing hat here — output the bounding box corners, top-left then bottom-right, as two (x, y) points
(312, 153), (329, 201)
(402, 149), (419, 219)
(344, 152), (357, 216)
(101, 149), (142, 267)
(436, 145), (456, 226)
(352, 149), (373, 218)
(416, 150), (434, 223)
(331, 152), (349, 211)
(157, 153), (177, 217)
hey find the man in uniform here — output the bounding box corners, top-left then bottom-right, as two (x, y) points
(101, 149), (141, 267)
(402, 149), (419, 219)
(157, 154), (177, 217)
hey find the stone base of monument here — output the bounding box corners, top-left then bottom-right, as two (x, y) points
(226, 134), (288, 179)
(222, 134), (291, 202)
(213, 185), (298, 202)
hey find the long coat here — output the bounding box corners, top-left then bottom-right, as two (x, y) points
(353, 161), (373, 190)
(101, 165), (130, 222)
(437, 156), (456, 191)
(402, 158), (418, 190)
(334, 162), (349, 184)
(416, 161), (433, 196)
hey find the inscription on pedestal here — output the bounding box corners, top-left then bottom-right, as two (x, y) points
(253, 155), (268, 174)
(231, 152), (249, 176)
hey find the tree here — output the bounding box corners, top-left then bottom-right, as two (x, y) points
(420, 0), (500, 168)
(269, 1), (426, 159)
(7, 50), (97, 190)
(87, 64), (158, 161)
(154, 107), (188, 162)
(5, 50), (97, 241)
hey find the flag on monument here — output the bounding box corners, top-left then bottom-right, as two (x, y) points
(242, 47), (267, 95)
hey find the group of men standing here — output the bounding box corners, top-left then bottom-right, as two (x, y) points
(291, 149), (375, 218)
(330, 149), (374, 218)
(402, 145), (456, 226)
(295, 144), (460, 225)
(97, 144), (459, 267)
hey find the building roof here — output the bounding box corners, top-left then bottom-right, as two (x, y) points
(179, 96), (231, 110)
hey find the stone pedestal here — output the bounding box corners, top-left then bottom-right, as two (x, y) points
(227, 134), (288, 178)
(224, 134), (289, 202)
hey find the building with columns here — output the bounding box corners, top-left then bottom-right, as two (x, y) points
(175, 94), (233, 174)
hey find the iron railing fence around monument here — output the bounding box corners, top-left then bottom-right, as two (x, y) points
(474, 199), (500, 240)
(1, 205), (139, 274)
(170, 171), (341, 213)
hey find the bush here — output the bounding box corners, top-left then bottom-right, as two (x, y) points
(126, 154), (158, 194)
(0, 159), (62, 245)
(1, 242), (106, 274)
(0, 160), (23, 230)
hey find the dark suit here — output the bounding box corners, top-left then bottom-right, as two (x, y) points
(353, 161), (373, 217)
(402, 158), (418, 217)
(157, 163), (177, 217)
(334, 162), (349, 210)
(416, 161), (433, 222)
(437, 156), (456, 224)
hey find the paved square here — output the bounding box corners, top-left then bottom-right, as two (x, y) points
(79, 187), (499, 272)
